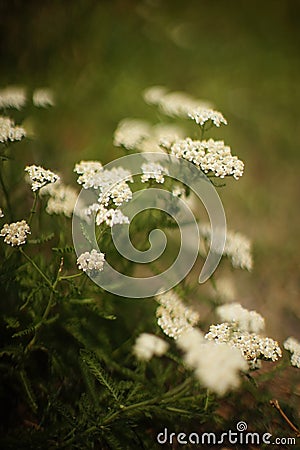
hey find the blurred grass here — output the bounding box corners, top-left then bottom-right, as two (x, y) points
(0, 0), (299, 339)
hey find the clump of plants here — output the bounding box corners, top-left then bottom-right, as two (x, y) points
(0, 85), (299, 449)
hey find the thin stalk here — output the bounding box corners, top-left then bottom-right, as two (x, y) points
(19, 247), (53, 290)
(102, 378), (193, 426)
(28, 192), (38, 226)
(101, 396), (160, 426)
(270, 399), (300, 437)
(59, 272), (83, 281)
(25, 258), (63, 352)
(204, 389), (210, 411)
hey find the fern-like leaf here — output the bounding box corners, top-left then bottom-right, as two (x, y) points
(12, 325), (36, 338)
(52, 245), (74, 254)
(80, 350), (120, 404)
(28, 232), (55, 245)
(79, 358), (99, 407)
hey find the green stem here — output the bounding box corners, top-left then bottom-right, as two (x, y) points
(200, 124), (206, 139)
(59, 272), (83, 281)
(28, 192), (38, 226)
(102, 378), (193, 426)
(204, 389), (210, 411)
(19, 247), (54, 289)
(25, 258), (63, 352)
(102, 396), (160, 426)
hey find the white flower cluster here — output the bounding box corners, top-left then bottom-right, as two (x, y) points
(75, 161), (133, 207)
(99, 179), (133, 207)
(205, 323), (282, 368)
(177, 329), (247, 396)
(33, 88), (55, 108)
(143, 85), (168, 105)
(77, 249), (105, 274)
(25, 165), (60, 192)
(0, 208), (3, 218)
(141, 162), (169, 184)
(74, 160), (104, 189)
(155, 291), (200, 339)
(133, 333), (169, 361)
(113, 118), (151, 149)
(188, 107), (227, 127)
(0, 116), (26, 143)
(0, 220), (30, 246)
(284, 337), (300, 368)
(98, 208), (129, 227)
(225, 230), (253, 270)
(0, 86), (26, 110)
(169, 138), (244, 180)
(114, 117), (185, 154)
(199, 223), (253, 271)
(40, 181), (78, 217)
(143, 86), (212, 118)
(86, 203), (129, 227)
(216, 302), (265, 333)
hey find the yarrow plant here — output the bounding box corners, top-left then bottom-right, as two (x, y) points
(0, 84), (299, 449)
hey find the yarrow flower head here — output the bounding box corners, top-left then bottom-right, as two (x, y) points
(25, 165), (60, 192)
(224, 230), (253, 270)
(87, 167), (134, 207)
(86, 203), (130, 227)
(133, 333), (169, 361)
(0, 208), (3, 218)
(33, 88), (55, 108)
(0, 220), (30, 246)
(284, 337), (300, 369)
(113, 118), (151, 150)
(155, 291), (200, 339)
(199, 223), (252, 270)
(169, 138), (244, 180)
(74, 160), (104, 189)
(143, 85), (168, 105)
(205, 323), (282, 368)
(74, 161), (133, 208)
(99, 180), (133, 207)
(40, 181), (78, 217)
(0, 86), (26, 110)
(141, 162), (169, 184)
(0, 116), (26, 143)
(188, 107), (227, 127)
(77, 249), (105, 275)
(177, 329), (247, 396)
(143, 86), (213, 117)
(216, 302), (265, 333)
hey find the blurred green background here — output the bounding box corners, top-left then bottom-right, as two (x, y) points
(1, 0), (299, 339)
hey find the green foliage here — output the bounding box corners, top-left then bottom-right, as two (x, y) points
(0, 71), (299, 449)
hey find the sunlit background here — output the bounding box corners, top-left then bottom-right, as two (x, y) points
(1, 0), (299, 339)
